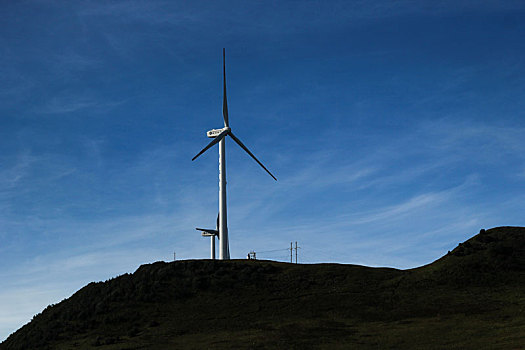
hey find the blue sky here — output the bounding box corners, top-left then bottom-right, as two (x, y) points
(1, 0), (525, 340)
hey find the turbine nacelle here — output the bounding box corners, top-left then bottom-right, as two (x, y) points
(193, 126), (277, 181)
(207, 127), (230, 138)
(198, 230), (218, 237)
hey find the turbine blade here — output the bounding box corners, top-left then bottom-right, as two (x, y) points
(192, 129), (228, 161)
(228, 131), (277, 181)
(223, 48), (229, 127)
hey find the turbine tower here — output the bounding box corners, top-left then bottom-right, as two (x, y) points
(192, 48), (277, 260)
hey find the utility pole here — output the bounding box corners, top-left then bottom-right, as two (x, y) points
(290, 242), (293, 263)
(295, 241), (299, 264)
(173, 251), (176, 261)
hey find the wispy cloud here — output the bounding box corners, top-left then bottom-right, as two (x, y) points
(0, 153), (35, 191)
(78, 1), (201, 25)
(38, 93), (124, 114)
(0, 65), (36, 107)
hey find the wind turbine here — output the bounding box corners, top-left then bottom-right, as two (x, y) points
(192, 48), (277, 260)
(196, 215), (219, 259)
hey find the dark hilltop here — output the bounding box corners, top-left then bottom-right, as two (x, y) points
(1, 226), (524, 349)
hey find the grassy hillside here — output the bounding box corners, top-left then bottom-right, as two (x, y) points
(2, 226), (524, 349)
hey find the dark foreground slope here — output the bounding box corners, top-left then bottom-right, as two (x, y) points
(2, 227), (524, 349)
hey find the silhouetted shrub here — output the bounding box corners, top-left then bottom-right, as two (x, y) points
(104, 336), (118, 345)
(128, 327), (140, 337)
